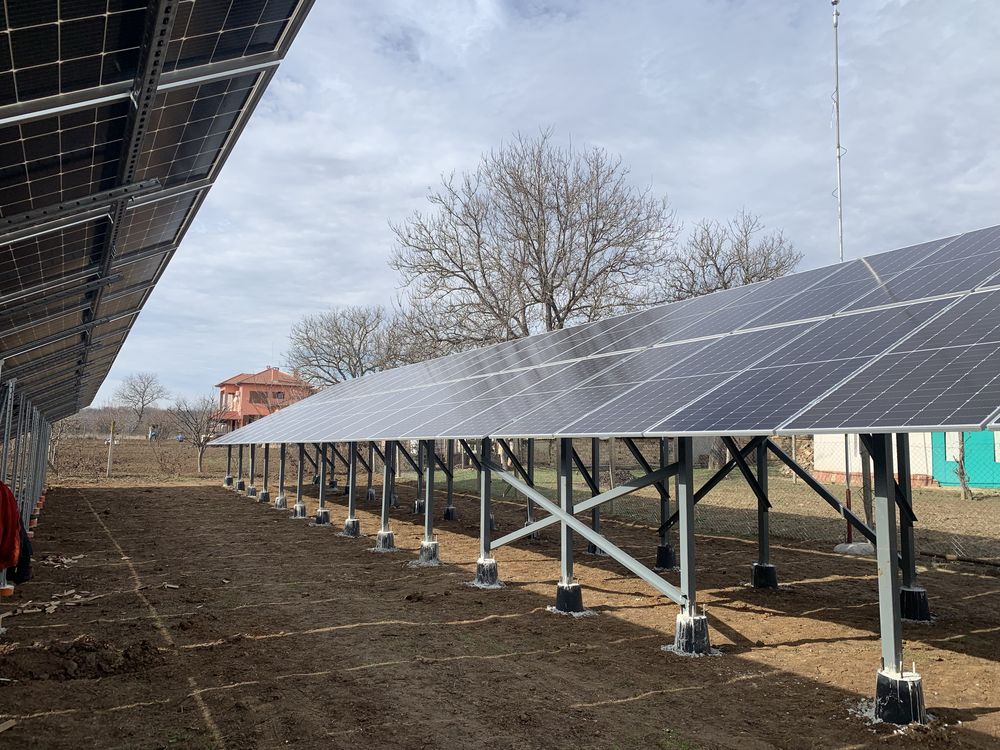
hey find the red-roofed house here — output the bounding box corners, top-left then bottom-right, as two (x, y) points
(215, 366), (315, 432)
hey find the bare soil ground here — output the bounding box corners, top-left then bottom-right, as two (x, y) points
(2, 441), (998, 748)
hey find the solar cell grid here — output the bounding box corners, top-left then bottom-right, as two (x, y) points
(665, 323), (812, 377)
(0, 3), (148, 106)
(784, 343), (1000, 431)
(919, 225), (1000, 262)
(899, 290), (1000, 352)
(655, 357), (871, 435)
(747, 276), (882, 328)
(166, 0), (298, 72)
(554, 376), (716, 437)
(1, 219), (109, 299)
(493, 384), (626, 438)
(117, 192), (199, 254)
(845, 252), (1000, 311)
(755, 300), (950, 367)
(584, 340), (715, 387)
(0, 102), (129, 216)
(136, 74), (259, 188)
(860, 235), (957, 275)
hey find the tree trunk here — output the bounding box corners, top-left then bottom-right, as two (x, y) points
(955, 433), (974, 501)
(197, 446), (205, 474)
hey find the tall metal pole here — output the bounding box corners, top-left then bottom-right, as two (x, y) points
(833, 0), (853, 542)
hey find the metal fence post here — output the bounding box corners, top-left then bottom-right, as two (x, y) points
(656, 437), (676, 569)
(315, 442), (330, 525)
(443, 439), (457, 521)
(224, 445), (233, 487)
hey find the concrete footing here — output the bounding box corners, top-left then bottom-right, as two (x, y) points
(875, 669), (926, 725)
(555, 582), (584, 613)
(257, 490), (270, 504)
(342, 517), (360, 537)
(246, 486), (257, 498)
(585, 542), (607, 556)
(673, 612), (712, 655)
(236, 479), (245, 492)
(314, 508), (331, 526)
(373, 530), (396, 552)
(417, 540), (440, 565)
(367, 488), (376, 502)
(223, 476), (233, 488)
(291, 502), (307, 519)
(654, 543), (677, 570)
(273, 494), (287, 510)
(900, 586), (931, 621)
(524, 519), (539, 539)
(443, 506), (458, 521)
(412, 499), (425, 515)
(473, 557), (500, 587)
(751, 562), (779, 589)
(390, 492), (399, 509)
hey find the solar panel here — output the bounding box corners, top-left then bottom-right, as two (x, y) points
(783, 343), (1000, 432)
(1, 1), (314, 421)
(212, 223), (1000, 444)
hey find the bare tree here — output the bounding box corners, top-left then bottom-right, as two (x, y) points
(286, 305), (404, 386)
(114, 372), (169, 432)
(390, 130), (678, 350)
(954, 433), (974, 501)
(168, 396), (218, 474)
(660, 210), (802, 301)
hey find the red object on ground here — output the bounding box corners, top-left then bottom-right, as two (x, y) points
(0, 481), (20, 570)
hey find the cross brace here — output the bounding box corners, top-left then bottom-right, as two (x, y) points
(493, 461), (679, 548)
(722, 436), (771, 510)
(489, 463), (686, 606)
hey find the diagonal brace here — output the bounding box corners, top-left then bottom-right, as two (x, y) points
(659, 436), (766, 534)
(433, 451), (453, 479)
(497, 438), (531, 484)
(396, 441), (420, 473)
(459, 439), (482, 471)
(722, 436), (771, 510)
(571, 447), (600, 495)
(623, 437), (667, 500)
(858, 434), (918, 523)
(490, 464), (686, 606)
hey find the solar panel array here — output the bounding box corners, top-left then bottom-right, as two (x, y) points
(0, 1), (314, 421)
(213, 224), (1000, 445)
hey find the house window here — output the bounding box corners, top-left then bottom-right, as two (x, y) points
(249, 391), (268, 404)
(945, 432), (962, 462)
(273, 391), (285, 400)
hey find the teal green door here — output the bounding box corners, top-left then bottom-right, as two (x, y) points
(931, 431), (1000, 488)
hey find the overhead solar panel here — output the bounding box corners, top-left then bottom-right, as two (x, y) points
(1, 0), (315, 421)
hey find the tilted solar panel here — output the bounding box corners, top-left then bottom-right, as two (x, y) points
(212, 222), (1000, 444)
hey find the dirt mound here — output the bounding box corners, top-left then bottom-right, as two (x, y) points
(0, 636), (167, 682)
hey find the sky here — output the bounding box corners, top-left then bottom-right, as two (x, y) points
(94, 0), (1000, 404)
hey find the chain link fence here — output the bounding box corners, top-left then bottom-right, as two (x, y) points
(409, 435), (1000, 569)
